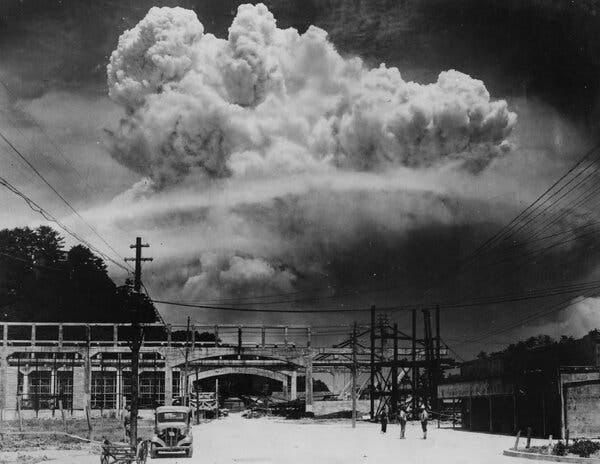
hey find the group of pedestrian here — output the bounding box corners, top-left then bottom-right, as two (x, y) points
(379, 405), (429, 439)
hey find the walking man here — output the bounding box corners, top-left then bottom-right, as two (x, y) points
(399, 407), (407, 439)
(380, 408), (388, 434)
(420, 405), (429, 439)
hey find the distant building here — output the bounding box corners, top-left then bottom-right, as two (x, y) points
(438, 332), (600, 438)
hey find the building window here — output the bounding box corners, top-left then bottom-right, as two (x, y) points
(57, 371), (73, 410)
(139, 371), (165, 408)
(91, 371), (117, 409)
(22, 371), (52, 410)
(119, 371), (165, 408)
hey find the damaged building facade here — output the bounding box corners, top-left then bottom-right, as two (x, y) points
(0, 322), (315, 419)
(438, 332), (600, 438)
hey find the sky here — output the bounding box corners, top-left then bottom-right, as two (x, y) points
(1, 0), (600, 359)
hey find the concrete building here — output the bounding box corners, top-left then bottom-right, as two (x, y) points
(0, 321), (394, 419)
(438, 332), (600, 438)
(0, 322), (315, 419)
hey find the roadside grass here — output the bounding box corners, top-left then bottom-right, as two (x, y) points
(0, 418), (154, 451)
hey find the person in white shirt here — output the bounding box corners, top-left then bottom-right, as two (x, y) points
(420, 405), (429, 439)
(399, 408), (407, 439)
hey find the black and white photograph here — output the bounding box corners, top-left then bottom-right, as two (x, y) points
(1, 1), (600, 463)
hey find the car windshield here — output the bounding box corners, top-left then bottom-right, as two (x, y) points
(157, 412), (188, 423)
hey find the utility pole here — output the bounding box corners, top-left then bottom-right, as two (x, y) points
(369, 305), (375, 420)
(411, 309), (417, 418)
(184, 317), (191, 407)
(422, 308), (433, 410)
(435, 305), (441, 421)
(392, 323), (398, 417)
(124, 237), (152, 446)
(352, 322), (357, 428)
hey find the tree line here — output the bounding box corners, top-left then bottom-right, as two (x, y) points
(0, 225), (156, 322)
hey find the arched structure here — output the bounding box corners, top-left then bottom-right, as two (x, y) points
(183, 365), (297, 400)
(192, 367), (288, 383)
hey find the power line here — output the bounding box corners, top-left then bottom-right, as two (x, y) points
(497, 153), (600, 246)
(450, 289), (600, 348)
(151, 279), (600, 313)
(415, 144), (600, 303)
(0, 129), (131, 271)
(0, 176), (130, 272)
(209, 278), (600, 309)
(467, 144), (600, 258)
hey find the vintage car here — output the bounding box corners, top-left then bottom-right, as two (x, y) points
(150, 406), (194, 458)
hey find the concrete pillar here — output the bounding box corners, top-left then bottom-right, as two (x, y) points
(22, 367), (29, 395)
(83, 327), (91, 409)
(4, 364), (18, 410)
(3, 324), (8, 347)
(164, 365), (173, 406)
(113, 325), (118, 348)
(305, 351), (313, 414)
(116, 366), (122, 410)
(282, 375), (289, 400)
(261, 327), (266, 347)
(72, 365), (86, 410)
(58, 325), (63, 348)
(50, 368), (56, 396)
(0, 353), (7, 411)
(291, 370), (297, 400)
(31, 324), (36, 346)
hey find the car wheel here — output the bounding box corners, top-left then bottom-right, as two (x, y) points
(150, 444), (158, 459)
(186, 448), (193, 458)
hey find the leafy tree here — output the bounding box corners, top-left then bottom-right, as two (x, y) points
(0, 226), (65, 320)
(62, 245), (117, 321)
(502, 334), (556, 355)
(114, 281), (157, 323)
(0, 226), (157, 322)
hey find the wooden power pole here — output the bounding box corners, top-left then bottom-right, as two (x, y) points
(352, 322), (358, 428)
(184, 317), (191, 407)
(369, 305), (375, 419)
(125, 237), (152, 446)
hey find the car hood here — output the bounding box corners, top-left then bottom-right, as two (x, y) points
(156, 422), (188, 432)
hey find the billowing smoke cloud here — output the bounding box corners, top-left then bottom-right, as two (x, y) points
(102, 4), (594, 319)
(107, 4), (516, 188)
(523, 297), (600, 339)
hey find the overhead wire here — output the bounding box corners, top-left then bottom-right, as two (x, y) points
(0, 129), (131, 272)
(150, 278), (600, 313)
(404, 143), (600, 329)
(464, 143), (600, 259)
(448, 288), (600, 349)
(0, 76), (92, 188)
(0, 175), (130, 272)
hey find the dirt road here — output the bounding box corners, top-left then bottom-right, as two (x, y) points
(150, 413), (538, 464)
(1, 414), (543, 463)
